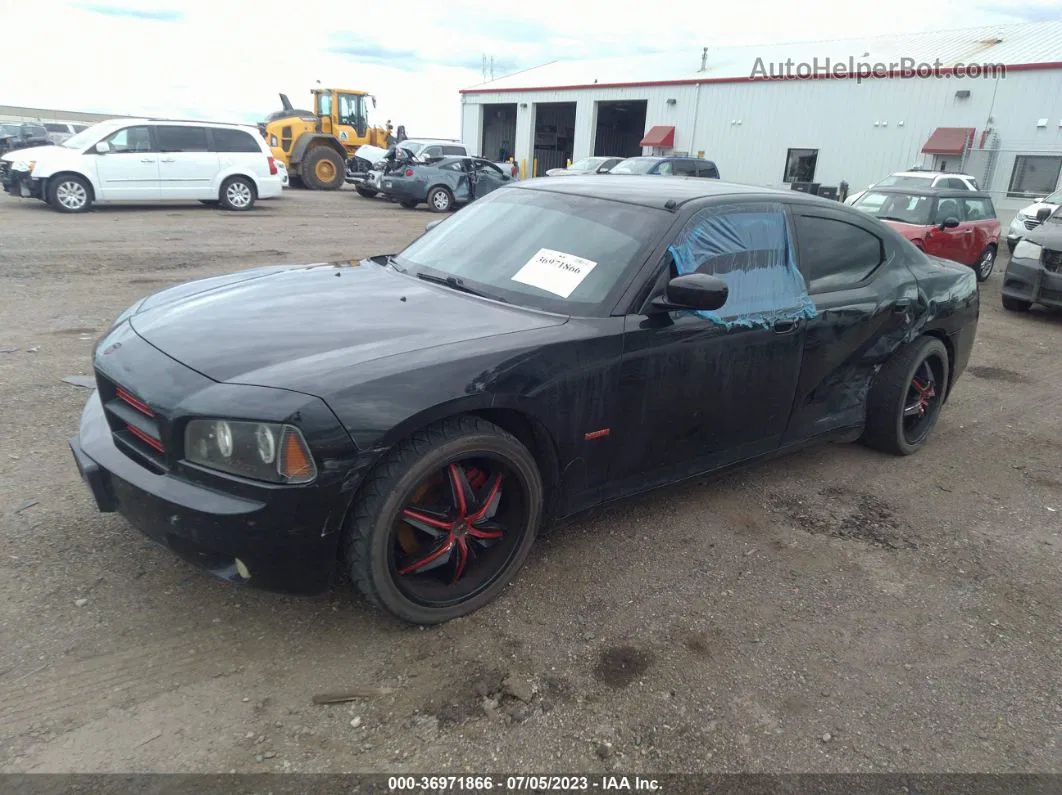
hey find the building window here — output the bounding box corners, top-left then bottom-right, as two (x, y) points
(783, 148), (819, 183)
(1007, 155), (1062, 199)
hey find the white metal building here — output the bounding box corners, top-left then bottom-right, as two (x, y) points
(460, 22), (1062, 221)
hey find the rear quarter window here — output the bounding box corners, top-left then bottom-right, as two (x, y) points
(212, 128), (262, 153)
(44, 123), (68, 133)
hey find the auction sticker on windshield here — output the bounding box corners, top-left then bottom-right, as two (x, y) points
(511, 249), (598, 298)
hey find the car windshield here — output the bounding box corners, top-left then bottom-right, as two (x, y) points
(568, 158), (602, 171)
(854, 191), (934, 225)
(397, 141), (425, 157)
(609, 157), (658, 175)
(393, 188), (665, 314)
(876, 175), (934, 188)
(62, 121), (122, 149)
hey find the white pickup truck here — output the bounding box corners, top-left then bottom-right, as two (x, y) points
(346, 139), (518, 198)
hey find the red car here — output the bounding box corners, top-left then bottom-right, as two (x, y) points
(852, 187), (1001, 281)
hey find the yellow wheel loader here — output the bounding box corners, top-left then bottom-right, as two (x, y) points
(260, 89), (400, 190)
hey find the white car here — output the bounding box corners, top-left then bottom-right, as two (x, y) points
(1005, 188), (1062, 252)
(276, 158), (289, 188)
(845, 170), (979, 206)
(1, 118), (284, 213)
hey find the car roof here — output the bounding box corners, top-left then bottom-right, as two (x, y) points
(623, 155), (714, 162)
(95, 117), (259, 131)
(863, 186), (992, 199)
(889, 170), (975, 179)
(512, 174), (824, 209)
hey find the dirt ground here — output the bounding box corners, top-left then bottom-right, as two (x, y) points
(1, 188), (1060, 775)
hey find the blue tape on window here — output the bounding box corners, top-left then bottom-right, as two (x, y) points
(667, 202), (818, 329)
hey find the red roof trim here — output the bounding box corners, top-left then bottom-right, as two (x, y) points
(640, 125), (675, 148)
(460, 60), (1062, 94)
(921, 126), (976, 155)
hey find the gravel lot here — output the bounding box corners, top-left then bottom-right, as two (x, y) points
(1, 188), (1060, 775)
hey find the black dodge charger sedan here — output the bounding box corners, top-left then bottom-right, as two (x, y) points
(70, 176), (979, 624)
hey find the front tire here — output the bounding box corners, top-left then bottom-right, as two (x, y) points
(301, 147), (345, 190)
(862, 336), (950, 456)
(48, 174), (92, 213)
(344, 416), (543, 625)
(219, 176), (255, 211)
(427, 186), (454, 213)
(355, 186), (378, 198)
(399, 199), (418, 209)
(1002, 295), (1032, 312)
(974, 245), (996, 282)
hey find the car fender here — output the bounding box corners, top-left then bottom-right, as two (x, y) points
(33, 156), (100, 197)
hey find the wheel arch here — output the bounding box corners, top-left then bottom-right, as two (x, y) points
(46, 170), (96, 201)
(921, 328), (955, 399)
(217, 168), (259, 196)
(337, 397), (563, 552)
(291, 133), (346, 165)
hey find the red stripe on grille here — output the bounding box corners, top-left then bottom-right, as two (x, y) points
(116, 387), (155, 417)
(127, 424), (164, 453)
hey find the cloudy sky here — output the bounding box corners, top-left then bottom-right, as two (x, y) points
(5, 0), (1061, 138)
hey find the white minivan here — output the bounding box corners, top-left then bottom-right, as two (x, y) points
(0, 118), (283, 213)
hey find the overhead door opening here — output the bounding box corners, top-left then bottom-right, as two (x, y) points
(480, 103), (517, 162)
(533, 102), (576, 175)
(594, 100), (648, 158)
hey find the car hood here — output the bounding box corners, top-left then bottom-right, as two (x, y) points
(127, 261), (568, 390)
(3, 144), (66, 161)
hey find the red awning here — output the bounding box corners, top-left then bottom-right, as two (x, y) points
(640, 125), (675, 148)
(921, 127), (975, 156)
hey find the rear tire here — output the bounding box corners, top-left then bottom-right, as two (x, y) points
(427, 186), (454, 213)
(219, 176), (256, 211)
(974, 245), (996, 282)
(47, 174), (92, 213)
(862, 336), (949, 456)
(1002, 295), (1032, 312)
(343, 416), (542, 625)
(301, 147), (345, 190)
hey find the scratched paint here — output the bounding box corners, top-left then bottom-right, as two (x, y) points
(667, 201), (818, 330)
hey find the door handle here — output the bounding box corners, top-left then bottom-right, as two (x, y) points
(160, 158), (176, 163)
(140, 158), (155, 163)
(773, 319), (798, 334)
(962, 230), (973, 235)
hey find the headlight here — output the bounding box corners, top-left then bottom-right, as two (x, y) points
(1012, 239), (1042, 261)
(184, 419), (317, 484)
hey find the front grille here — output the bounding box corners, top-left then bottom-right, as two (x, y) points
(1023, 218), (1041, 231)
(1043, 248), (1062, 273)
(96, 373), (168, 473)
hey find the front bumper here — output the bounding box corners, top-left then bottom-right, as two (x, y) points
(1002, 254), (1062, 309)
(2, 168), (40, 198)
(69, 351), (363, 596)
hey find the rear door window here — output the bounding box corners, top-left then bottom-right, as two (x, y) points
(792, 212), (885, 293)
(441, 145), (467, 155)
(44, 123), (68, 133)
(672, 159), (698, 177)
(156, 126), (210, 152)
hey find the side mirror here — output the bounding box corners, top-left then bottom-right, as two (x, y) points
(650, 273), (728, 312)
(939, 217), (960, 230)
(425, 219), (444, 232)
(94, 142), (110, 154)
(1035, 206), (1053, 223)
